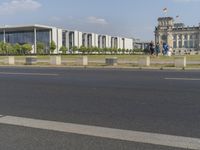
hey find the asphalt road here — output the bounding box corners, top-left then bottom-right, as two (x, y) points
(0, 67), (200, 150)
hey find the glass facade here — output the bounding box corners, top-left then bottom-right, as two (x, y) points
(62, 31), (66, 46)
(0, 32), (4, 41)
(0, 29), (50, 47)
(37, 30), (50, 47)
(5, 31), (34, 44)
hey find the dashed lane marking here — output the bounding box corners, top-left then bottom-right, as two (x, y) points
(0, 115), (199, 149)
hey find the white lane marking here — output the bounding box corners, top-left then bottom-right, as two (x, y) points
(0, 72), (59, 76)
(0, 116), (199, 150)
(165, 78), (200, 81)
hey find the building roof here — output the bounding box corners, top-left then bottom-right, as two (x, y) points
(0, 24), (57, 32)
(158, 17), (173, 21)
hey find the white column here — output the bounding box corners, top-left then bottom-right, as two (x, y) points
(49, 30), (52, 43)
(91, 34), (95, 47)
(187, 34), (190, 48)
(106, 36), (111, 48)
(78, 32), (83, 48)
(182, 35), (184, 48)
(176, 35), (179, 48)
(99, 36), (102, 48)
(198, 32), (200, 49)
(66, 32), (69, 50)
(72, 33), (74, 47)
(56, 29), (59, 53)
(48, 30), (52, 54)
(142, 43), (145, 50)
(3, 29), (6, 43)
(84, 34), (88, 47)
(34, 28), (37, 54)
(199, 32), (200, 49)
(193, 34), (195, 48)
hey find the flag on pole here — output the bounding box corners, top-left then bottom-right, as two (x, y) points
(163, 8), (168, 13)
(176, 15), (180, 23)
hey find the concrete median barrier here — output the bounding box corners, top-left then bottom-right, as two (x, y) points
(105, 57), (118, 66)
(138, 56), (150, 67)
(174, 56), (186, 68)
(77, 56), (88, 66)
(50, 56), (61, 65)
(4, 56), (15, 65)
(25, 57), (37, 65)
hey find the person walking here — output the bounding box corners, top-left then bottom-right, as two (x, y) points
(163, 43), (169, 55)
(149, 41), (155, 55)
(155, 42), (160, 56)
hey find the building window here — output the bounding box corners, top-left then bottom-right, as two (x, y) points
(179, 41), (182, 48)
(5, 31), (34, 44)
(173, 35), (176, 40)
(37, 30), (50, 47)
(184, 41), (188, 48)
(173, 41), (177, 48)
(62, 32), (66, 46)
(189, 40), (193, 48)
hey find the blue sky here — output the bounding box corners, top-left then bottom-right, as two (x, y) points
(0, 0), (199, 40)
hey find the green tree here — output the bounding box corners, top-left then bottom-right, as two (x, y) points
(0, 43), (14, 55)
(71, 46), (78, 54)
(93, 47), (99, 54)
(79, 46), (87, 54)
(112, 48), (118, 54)
(101, 47), (111, 54)
(22, 43), (32, 54)
(108, 48), (113, 54)
(50, 40), (56, 54)
(6, 43), (14, 54)
(37, 42), (45, 54)
(13, 43), (22, 54)
(0, 42), (6, 54)
(118, 48), (122, 54)
(122, 48), (126, 54)
(60, 46), (67, 54)
(87, 47), (93, 54)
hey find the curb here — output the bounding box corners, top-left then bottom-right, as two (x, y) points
(0, 65), (199, 71)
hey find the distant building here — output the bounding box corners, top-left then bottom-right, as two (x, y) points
(0, 24), (136, 54)
(132, 38), (149, 50)
(155, 17), (200, 52)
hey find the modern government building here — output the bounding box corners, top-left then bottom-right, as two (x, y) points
(155, 17), (200, 52)
(0, 24), (143, 54)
